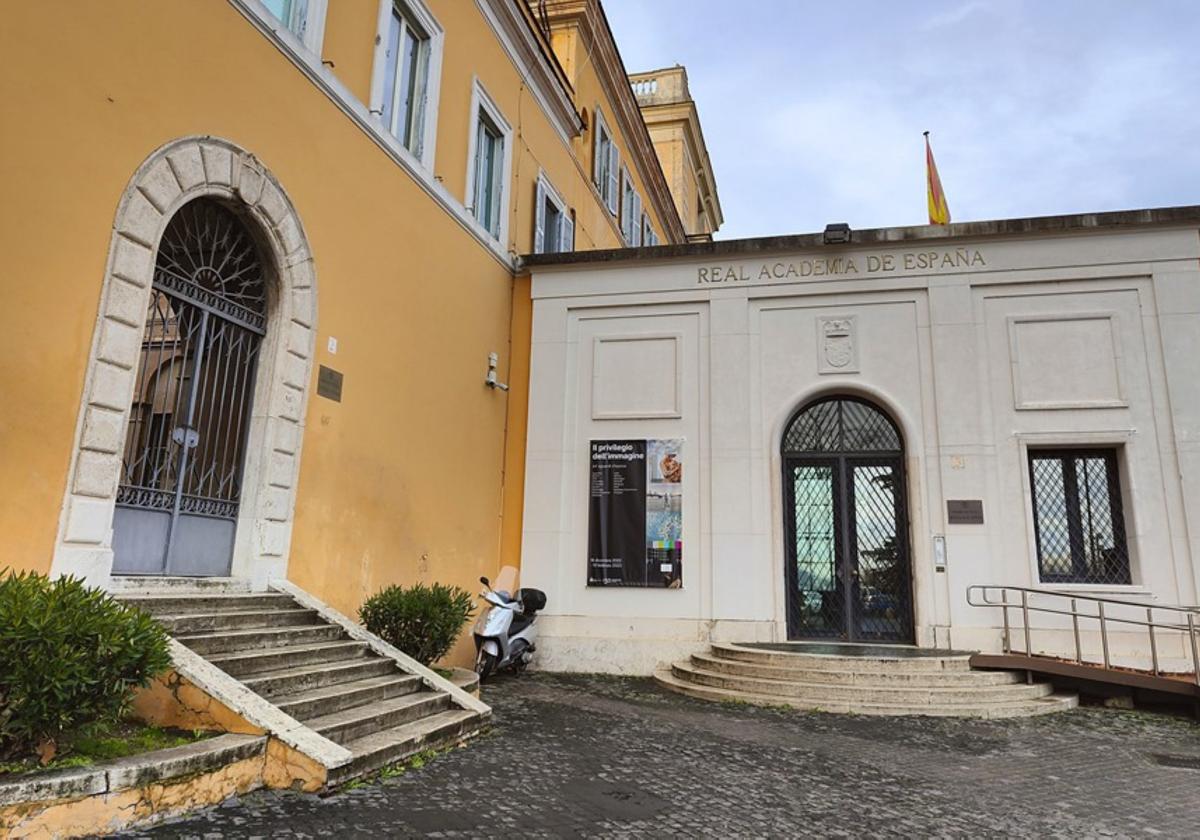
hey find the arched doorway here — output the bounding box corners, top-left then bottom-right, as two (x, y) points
(112, 198), (268, 576)
(781, 396), (914, 642)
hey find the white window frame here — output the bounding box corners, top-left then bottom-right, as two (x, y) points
(248, 0), (328, 56)
(593, 107), (619, 216)
(534, 172), (574, 255)
(368, 0), (444, 171)
(464, 78), (514, 244)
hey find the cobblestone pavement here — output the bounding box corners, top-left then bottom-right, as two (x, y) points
(124, 673), (1200, 838)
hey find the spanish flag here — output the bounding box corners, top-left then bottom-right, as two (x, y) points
(925, 131), (951, 225)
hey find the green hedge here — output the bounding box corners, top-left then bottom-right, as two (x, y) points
(0, 571), (172, 762)
(358, 582), (475, 667)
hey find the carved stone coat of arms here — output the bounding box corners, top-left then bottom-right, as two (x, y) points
(817, 315), (859, 374)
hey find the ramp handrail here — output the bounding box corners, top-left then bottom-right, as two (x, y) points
(966, 585), (1200, 685)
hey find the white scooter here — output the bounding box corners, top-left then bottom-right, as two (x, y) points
(472, 576), (546, 679)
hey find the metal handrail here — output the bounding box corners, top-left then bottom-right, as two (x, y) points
(966, 585), (1200, 686)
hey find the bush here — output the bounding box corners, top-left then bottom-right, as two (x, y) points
(0, 571), (172, 762)
(359, 582), (475, 666)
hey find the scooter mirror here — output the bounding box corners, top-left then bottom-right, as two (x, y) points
(480, 576), (490, 587)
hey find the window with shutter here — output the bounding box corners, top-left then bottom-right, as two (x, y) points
(561, 211), (575, 252)
(470, 107), (506, 238)
(379, 4), (433, 157)
(533, 174), (568, 254)
(620, 167), (640, 244)
(607, 144), (620, 216)
(533, 179), (547, 254)
(370, 0), (442, 168)
(593, 113), (604, 189)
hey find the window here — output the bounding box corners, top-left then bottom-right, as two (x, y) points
(1029, 449), (1131, 585)
(473, 114), (504, 236)
(263, 0), (309, 38)
(592, 109), (619, 215)
(259, 0), (327, 53)
(370, 0), (443, 168)
(619, 167), (641, 246)
(466, 82), (512, 241)
(380, 4), (431, 155)
(642, 214), (658, 247)
(534, 176), (574, 254)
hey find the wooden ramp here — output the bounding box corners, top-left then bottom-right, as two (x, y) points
(970, 652), (1200, 699)
(967, 584), (1200, 704)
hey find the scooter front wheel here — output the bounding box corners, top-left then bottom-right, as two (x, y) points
(475, 650), (498, 680)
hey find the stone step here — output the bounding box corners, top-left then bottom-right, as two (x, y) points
(307, 691), (454, 745)
(276, 674), (425, 721)
(655, 669), (1078, 719)
(671, 661), (1054, 704)
(119, 592), (298, 616)
(691, 652), (1022, 686)
(242, 657), (400, 699)
(107, 575), (251, 594)
(175, 624), (347, 656)
(206, 640), (370, 679)
(157, 607), (322, 635)
(710, 642), (974, 673)
(328, 709), (484, 785)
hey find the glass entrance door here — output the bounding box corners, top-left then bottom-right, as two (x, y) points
(781, 397), (913, 642)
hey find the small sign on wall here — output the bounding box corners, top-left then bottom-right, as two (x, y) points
(317, 365), (343, 402)
(946, 499), (984, 525)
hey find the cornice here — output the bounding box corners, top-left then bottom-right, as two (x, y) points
(542, 0), (687, 244)
(476, 0), (582, 144)
(521, 204), (1200, 268)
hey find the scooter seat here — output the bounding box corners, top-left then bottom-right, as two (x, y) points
(515, 587), (547, 613)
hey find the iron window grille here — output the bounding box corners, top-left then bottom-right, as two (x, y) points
(1028, 449), (1131, 585)
(782, 396), (902, 455)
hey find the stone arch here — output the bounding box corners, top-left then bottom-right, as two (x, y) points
(51, 136), (318, 589)
(771, 382), (929, 644)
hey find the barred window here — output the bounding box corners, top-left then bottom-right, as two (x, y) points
(1029, 450), (1131, 585)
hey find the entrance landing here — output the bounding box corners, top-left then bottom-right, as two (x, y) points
(743, 642), (970, 658)
(656, 641), (1077, 717)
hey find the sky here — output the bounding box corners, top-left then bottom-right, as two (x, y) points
(604, 0), (1200, 240)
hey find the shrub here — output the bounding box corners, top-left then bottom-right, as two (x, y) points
(0, 571), (172, 762)
(359, 582), (475, 666)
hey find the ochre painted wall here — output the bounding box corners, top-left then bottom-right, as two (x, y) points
(0, 0), (677, 665)
(499, 275), (534, 575)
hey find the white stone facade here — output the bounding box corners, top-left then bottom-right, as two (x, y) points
(520, 219), (1200, 674)
(51, 137), (318, 590)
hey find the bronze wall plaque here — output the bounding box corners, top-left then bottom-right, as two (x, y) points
(317, 365), (343, 402)
(946, 499), (984, 525)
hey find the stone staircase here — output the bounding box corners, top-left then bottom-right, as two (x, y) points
(656, 642), (1078, 718)
(116, 580), (488, 785)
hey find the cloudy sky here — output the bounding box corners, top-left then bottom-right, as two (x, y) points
(604, 0), (1200, 240)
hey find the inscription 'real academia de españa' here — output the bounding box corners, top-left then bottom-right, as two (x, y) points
(697, 247), (988, 284)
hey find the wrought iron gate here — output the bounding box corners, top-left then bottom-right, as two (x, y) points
(113, 199), (267, 576)
(782, 397), (914, 642)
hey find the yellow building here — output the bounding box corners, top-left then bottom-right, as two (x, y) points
(0, 0), (720, 667)
(630, 66), (724, 240)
